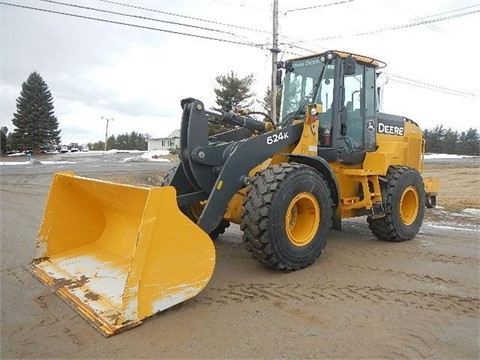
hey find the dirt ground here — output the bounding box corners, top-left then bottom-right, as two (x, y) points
(1, 161), (479, 359)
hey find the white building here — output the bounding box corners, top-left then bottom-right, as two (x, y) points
(147, 130), (180, 152)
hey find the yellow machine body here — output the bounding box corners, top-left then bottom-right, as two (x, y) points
(30, 172), (215, 336)
(223, 107), (439, 224)
(30, 50), (440, 336)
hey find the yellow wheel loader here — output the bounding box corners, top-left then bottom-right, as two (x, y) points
(31, 50), (439, 336)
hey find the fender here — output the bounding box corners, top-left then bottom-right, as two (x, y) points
(286, 154), (339, 207)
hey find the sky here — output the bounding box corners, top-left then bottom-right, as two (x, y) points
(1, 0), (479, 145)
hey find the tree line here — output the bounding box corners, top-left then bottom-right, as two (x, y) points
(87, 132), (151, 151)
(1, 70), (478, 156)
(423, 125), (479, 156)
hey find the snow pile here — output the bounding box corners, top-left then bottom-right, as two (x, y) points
(122, 150), (171, 163)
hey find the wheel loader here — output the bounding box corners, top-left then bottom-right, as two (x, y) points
(30, 50), (440, 336)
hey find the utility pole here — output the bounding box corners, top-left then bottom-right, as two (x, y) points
(102, 116), (114, 151)
(271, 0), (280, 123)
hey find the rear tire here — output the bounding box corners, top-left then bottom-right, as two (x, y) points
(162, 165), (230, 239)
(241, 163), (332, 271)
(368, 166), (425, 241)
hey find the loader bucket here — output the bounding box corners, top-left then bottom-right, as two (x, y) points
(30, 172), (215, 336)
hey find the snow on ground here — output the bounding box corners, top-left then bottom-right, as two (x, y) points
(462, 208), (480, 217)
(87, 149), (146, 154)
(0, 161), (30, 166)
(0, 160), (77, 166)
(0, 150), (171, 165)
(122, 150), (170, 163)
(424, 153), (477, 159)
(428, 224), (479, 232)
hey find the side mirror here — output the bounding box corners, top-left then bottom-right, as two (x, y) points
(344, 56), (357, 75)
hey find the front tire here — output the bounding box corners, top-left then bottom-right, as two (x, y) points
(368, 166), (425, 241)
(241, 163), (333, 271)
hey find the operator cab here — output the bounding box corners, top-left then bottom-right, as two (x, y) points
(279, 50), (385, 165)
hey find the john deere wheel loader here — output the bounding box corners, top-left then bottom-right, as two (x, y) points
(31, 50), (439, 336)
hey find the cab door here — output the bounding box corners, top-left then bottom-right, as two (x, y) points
(343, 63), (377, 151)
(336, 60), (377, 164)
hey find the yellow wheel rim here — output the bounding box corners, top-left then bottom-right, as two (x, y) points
(399, 186), (419, 225)
(285, 192), (320, 246)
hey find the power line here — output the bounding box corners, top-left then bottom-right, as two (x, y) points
(37, 0), (239, 37)
(95, 0), (320, 56)
(3, 1), (476, 100)
(388, 78), (478, 99)
(274, 43), (478, 99)
(409, 2), (480, 21)
(387, 73), (479, 99)
(97, 0), (272, 36)
(284, 0), (354, 15)
(293, 4), (480, 42)
(0, 1), (264, 49)
(383, 0), (443, 34)
(210, 0), (269, 12)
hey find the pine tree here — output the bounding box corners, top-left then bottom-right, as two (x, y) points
(11, 71), (61, 151)
(1, 127), (8, 155)
(106, 135), (116, 151)
(261, 87), (282, 122)
(209, 71), (256, 135)
(458, 128), (479, 155)
(214, 71), (255, 111)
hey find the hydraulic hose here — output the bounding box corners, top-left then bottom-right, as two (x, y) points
(206, 109), (266, 133)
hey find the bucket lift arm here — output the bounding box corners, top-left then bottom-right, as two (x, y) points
(171, 98), (304, 233)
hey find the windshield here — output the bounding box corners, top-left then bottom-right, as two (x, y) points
(280, 58), (334, 121)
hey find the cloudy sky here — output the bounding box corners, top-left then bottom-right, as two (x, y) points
(1, 0), (479, 145)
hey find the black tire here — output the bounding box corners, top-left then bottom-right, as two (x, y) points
(161, 165), (230, 240)
(368, 166), (425, 241)
(241, 163), (333, 271)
